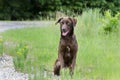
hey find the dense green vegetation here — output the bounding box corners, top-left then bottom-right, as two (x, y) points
(1, 10), (120, 80)
(0, 0), (120, 20)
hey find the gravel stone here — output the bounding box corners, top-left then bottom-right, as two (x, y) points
(0, 54), (28, 80)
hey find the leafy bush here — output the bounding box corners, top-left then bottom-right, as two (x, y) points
(100, 10), (120, 34)
(0, 0), (120, 20)
(13, 42), (29, 71)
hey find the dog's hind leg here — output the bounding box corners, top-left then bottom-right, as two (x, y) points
(53, 59), (61, 76)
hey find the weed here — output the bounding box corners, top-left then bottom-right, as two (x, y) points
(0, 37), (3, 55)
(13, 42), (29, 71)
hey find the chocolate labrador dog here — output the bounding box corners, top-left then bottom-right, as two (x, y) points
(54, 17), (78, 76)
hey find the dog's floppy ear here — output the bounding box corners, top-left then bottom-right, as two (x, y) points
(69, 17), (77, 27)
(55, 17), (63, 25)
(73, 18), (77, 27)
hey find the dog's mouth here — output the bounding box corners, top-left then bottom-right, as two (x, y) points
(62, 30), (69, 36)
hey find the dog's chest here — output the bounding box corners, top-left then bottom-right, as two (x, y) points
(64, 46), (71, 57)
(63, 46), (72, 60)
(61, 37), (74, 46)
(60, 36), (76, 59)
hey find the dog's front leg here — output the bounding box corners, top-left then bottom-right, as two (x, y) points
(58, 53), (64, 68)
(69, 53), (76, 76)
(54, 52), (64, 76)
(54, 59), (61, 76)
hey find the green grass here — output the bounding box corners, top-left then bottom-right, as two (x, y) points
(1, 9), (120, 80)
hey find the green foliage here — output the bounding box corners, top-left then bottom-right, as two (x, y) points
(0, 0), (120, 20)
(100, 10), (120, 34)
(0, 37), (3, 55)
(13, 42), (29, 71)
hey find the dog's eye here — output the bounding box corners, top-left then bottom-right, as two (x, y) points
(60, 22), (64, 24)
(66, 22), (70, 25)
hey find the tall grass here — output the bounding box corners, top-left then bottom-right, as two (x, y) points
(2, 9), (120, 80)
(0, 36), (3, 55)
(13, 42), (29, 71)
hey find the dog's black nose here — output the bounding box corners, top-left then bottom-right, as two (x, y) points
(62, 29), (66, 32)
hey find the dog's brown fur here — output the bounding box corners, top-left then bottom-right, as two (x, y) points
(54, 17), (78, 76)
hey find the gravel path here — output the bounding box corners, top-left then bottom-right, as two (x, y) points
(0, 21), (53, 32)
(0, 54), (28, 80)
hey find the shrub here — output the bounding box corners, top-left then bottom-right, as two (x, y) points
(100, 10), (120, 34)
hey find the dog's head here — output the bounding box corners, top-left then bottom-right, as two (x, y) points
(56, 17), (77, 37)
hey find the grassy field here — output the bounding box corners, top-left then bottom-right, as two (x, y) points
(1, 9), (120, 80)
